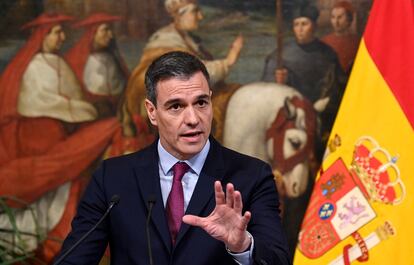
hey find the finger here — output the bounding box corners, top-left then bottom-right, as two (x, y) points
(226, 183), (235, 208)
(182, 214), (204, 228)
(241, 211), (252, 229)
(233, 190), (243, 214)
(215, 181), (225, 205)
(239, 35), (244, 45)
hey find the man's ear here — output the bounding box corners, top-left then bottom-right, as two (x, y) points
(145, 99), (158, 126)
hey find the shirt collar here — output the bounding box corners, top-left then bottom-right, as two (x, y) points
(158, 139), (210, 176)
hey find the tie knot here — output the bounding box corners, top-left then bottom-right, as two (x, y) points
(172, 162), (190, 182)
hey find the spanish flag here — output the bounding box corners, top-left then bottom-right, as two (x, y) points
(294, 0), (414, 264)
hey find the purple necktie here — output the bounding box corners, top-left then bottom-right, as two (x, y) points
(166, 162), (190, 245)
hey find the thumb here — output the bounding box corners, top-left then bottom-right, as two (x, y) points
(182, 214), (204, 227)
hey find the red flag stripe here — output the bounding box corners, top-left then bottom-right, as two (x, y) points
(364, 0), (414, 129)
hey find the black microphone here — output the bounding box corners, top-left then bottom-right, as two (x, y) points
(54, 194), (120, 265)
(146, 194), (156, 265)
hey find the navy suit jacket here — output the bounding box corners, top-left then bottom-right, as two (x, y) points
(57, 138), (291, 265)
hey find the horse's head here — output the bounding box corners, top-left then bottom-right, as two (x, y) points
(266, 96), (317, 198)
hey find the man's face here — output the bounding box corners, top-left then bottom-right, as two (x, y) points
(331, 7), (351, 35)
(43, 25), (65, 53)
(175, 4), (203, 32)
(145, 71), (213, 160)
(293, 17), (315, 44)
(94, 23), (114, 50)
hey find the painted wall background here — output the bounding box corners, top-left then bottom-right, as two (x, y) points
(0, 0), (372, 263)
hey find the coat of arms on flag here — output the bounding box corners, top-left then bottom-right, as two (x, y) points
(298, 136), (405, 264)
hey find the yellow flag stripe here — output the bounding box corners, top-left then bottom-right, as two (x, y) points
(294, 39), (414, 265)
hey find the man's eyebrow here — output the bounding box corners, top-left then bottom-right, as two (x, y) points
(163, 93), (210, 107)
(196, 94), (210, 101)
(163, 98), (182, 107)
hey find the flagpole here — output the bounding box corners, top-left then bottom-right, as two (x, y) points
(276, 0), (283, 69)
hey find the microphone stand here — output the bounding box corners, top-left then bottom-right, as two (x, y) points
(146, 195), (156, 265)
(54, 195), (120, 265)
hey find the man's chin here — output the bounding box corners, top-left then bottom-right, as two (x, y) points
(177, 141), (205, 158)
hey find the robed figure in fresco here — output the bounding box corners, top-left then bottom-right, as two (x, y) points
(65, 13), (130, 119)
(125, 0), (243, 116)
(321, 1), (360, 74)
(0, 13), (148, 263)
(262, 4), (346, 160)
(65, 12), (152, 151)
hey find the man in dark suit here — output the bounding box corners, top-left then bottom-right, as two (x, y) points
(57, 51), (291, 265)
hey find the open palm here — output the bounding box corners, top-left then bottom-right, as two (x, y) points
(183, 181), (251, 253)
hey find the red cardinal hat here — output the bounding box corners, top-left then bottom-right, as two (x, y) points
(21, 13), (74, 30)
(72, 13), (123, 28)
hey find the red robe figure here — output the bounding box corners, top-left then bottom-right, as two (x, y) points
(321, 1), (360, 73)
(65, 13), (129, 118)
(0, 13), (148, 263)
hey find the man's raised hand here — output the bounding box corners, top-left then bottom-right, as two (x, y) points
(182, 181), (251, 253)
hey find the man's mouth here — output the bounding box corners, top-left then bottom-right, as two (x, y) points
(181, 131), (203, 138)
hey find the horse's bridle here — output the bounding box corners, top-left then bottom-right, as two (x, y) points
(266, 96), (316, 174)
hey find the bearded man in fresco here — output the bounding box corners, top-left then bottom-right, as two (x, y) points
(125, 0), (243, 116)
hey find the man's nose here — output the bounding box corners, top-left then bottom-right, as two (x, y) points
(184, 107), (199, 125)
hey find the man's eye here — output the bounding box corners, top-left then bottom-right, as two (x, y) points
(197, 100), (208, 107)
(170, 104), (181, 110)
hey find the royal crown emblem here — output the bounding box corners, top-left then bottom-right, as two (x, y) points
(350, 137), (406, 205)
(298, 136), (406, 261)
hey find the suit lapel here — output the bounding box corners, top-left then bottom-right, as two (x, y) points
(176, 138), (225, 245)
(134, 142), (172, 253)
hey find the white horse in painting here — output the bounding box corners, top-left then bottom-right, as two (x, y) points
(223, 82), (328, 198)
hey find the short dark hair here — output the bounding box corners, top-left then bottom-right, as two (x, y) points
(145, 51), (210, 105)
(292, 4), (320, 23)
(333, 1), (355, 24)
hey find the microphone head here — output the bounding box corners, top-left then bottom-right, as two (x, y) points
(110, 194), (120, 205)
(148, 194), (157, 204)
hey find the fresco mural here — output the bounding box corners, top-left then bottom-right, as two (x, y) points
(0, 0), (372, 263)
